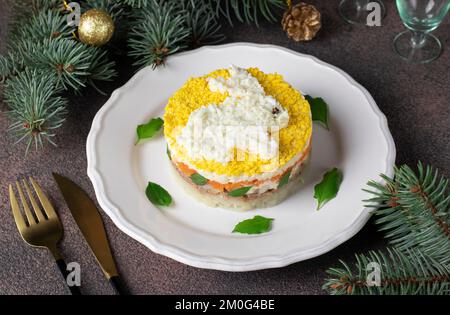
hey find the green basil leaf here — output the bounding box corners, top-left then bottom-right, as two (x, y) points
(145, 182), (172, 206)
(136, 117), (164, 143)
(278, 170), (291, 189)
(314, 168), (343, 210)
(190, 173), (208, 186)
(166, 145), (171, 160)
(305, 95), (329, 130)
(228, 186), (252, 197)
(232, 215), (274, 234)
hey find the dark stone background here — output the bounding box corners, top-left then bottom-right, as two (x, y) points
(0, 1), (448, 295)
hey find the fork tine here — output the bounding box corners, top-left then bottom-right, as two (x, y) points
(15, 181), (36, 226)
(9, 184), (27, 231)
(22, 179), (46, 223)
(30, 177), (58, 220)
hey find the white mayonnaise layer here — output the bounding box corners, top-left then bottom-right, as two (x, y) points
(176, 66), (289, 163)
(172, 140), (311, 184)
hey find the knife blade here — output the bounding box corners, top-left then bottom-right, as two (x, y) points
(53, 173), (126, 294)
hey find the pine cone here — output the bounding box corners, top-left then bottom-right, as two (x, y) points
(282, 2), (321, 41)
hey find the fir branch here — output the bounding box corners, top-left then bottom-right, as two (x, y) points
(177, 0), (226, 47)
(8, 0), (63, 13)
(6, 0), (65, 36)
(13, 10), (74, 42)
(87, 48), (117, 94)
(128, 0), (190, 69)
(324, 247), (450, 295)
(3, 69), (67, 153)
(0, 52), (23, 83)
(209, 0), (286, 26)
(1, 36), (37, 84)
(2, 1), (116, 151)
(24, 38), (118, 93)
(28, 38), (92, 91)
(1, 37), (38, 83)
(7, 36), (37, 58)
(120, 0), (149, 9)
(324, 163), (449, 295)
(82, 0), (126, 21)
(365, 162), (450, 264)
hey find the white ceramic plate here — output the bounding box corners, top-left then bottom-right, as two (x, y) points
(87, 43), (395, 271)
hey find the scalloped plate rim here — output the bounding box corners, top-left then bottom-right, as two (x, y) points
(86, 43), (396, 271)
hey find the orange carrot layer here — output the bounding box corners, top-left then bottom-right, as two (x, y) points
(175, 143), (310, 192)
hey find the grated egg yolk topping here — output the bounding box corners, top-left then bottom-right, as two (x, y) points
(163, 68), (312, 176)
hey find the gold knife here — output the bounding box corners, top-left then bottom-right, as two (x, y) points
(53, 173), (126, 295)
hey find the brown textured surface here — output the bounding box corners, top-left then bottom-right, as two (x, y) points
(0, 1), (449, 295)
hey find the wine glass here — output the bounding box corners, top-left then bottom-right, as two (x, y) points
(339, 0), (386, 25)
(394, 0), (450, 64)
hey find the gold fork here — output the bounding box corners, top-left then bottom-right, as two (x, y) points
(9, 177), (81, 295)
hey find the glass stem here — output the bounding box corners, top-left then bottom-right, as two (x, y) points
(410, 31), (427, 49)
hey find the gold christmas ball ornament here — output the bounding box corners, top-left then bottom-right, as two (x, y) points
(282, 2), (321, 42)
(78, 9), (114, 46)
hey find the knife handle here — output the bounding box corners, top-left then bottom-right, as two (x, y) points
(110, 275), (127, 295)
(56, 259), (82, 295)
